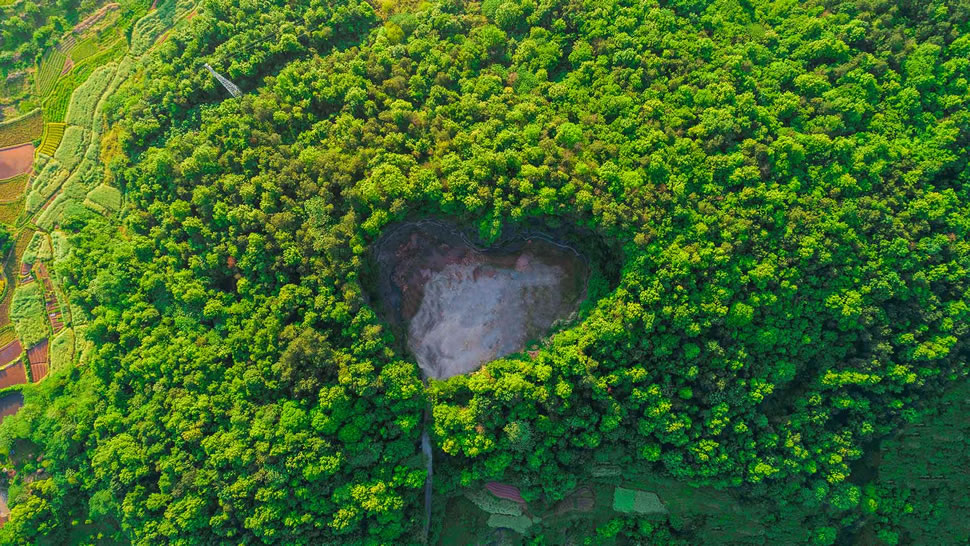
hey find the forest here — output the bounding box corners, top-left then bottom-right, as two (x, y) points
(0, 0), (967, 543)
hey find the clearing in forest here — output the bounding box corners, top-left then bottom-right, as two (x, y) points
(612, 487), (667, 515)
(373, 221), (589, 379)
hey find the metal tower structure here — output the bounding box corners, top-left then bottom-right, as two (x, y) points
(204, 63), (241, 98)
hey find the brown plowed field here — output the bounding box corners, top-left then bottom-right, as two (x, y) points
(0, 340), (23, 367)
(0, 361), (27, 389)
(27, 339), (49, 382)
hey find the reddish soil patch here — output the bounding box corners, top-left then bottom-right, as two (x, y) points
(29, 362), (48, 382)
(0, 340), (23, 368)
(485, 482), (525, 503)
(27, 339), (48, 382)
(61, 57), (74, 75)
(0, 361), (27, 389)
(27, 339), (47, 365)
(0, 144), (34, 179)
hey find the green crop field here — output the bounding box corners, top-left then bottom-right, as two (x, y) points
(10, 282), (47, 347)
(0, 325), (16, 348)
(0, 110), (43, 148)
(65, 64), (116, 127)
(0, 197), (24, 225)
(42, 81), (73, 124)
(21, 233), (52, 265)
(50, 126), (85, 172)
(84, 184), (122, 214)
(50, 328), (74, 370)
(25, 162), (68, 215)
(37, 123), (66, 157)
(43, 39), (128, 124)
(0, 174), (28, 202)
(35, 49), (67, 98)
(69, 38), (100, 63)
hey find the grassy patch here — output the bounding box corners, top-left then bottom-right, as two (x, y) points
(50, 328), (74, 369)
(435, 495), (490, 546)
(50, 231), (70, 264)
(11, 283), (48, 347)
(485, 513), (534, 533)
(35, 49), (67, 98)
(66, 64), (117, 127)
(25, 163), (67, 215)
(70, 37), (101, 63)
(612, 487), (635, 513)
(22, 233), (52, 265)
(612, 487), (666, 515)
(51, 274), (71, 325)
(0, 325), (17, 347)
(0, 110), (43, 149)
(0, 174), (28, 201)
(85, 183), (122, 213)
(130, 0), (182, 55)
(38, 123), (66, 157)
(0, 197), (24, 225)
(27, 126), (87, 214)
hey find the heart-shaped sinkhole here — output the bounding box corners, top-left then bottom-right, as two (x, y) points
(372, 221), (590, 380)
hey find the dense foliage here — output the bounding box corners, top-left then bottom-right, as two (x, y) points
(0, 0), (136, 75)
(0, 0), (968, 543)
(0, 0), (80, 74)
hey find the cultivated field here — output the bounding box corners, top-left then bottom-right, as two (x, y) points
(35, 49), (68, 98)
(0, 173), (28, 201)
(38, 123), (66, 157)
(0, 110), (43, 149)
(0, 144), (35, 179)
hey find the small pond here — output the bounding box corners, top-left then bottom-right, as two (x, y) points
(0, 392), (24, 425)
(372, 221), (590, 380)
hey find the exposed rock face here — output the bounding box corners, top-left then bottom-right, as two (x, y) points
(374, 222), (588, 379)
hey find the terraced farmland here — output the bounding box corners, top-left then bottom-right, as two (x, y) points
(35, 49), (68, 98)
(38, 123), (66, 157)
(0, 110), (43, 149)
